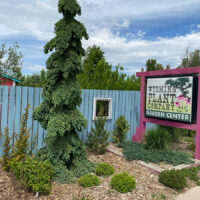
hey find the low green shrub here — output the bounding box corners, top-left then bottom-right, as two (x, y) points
(10, 158), (54, 195)
(181, 166), (200, 183)
(112, 116), (130, 144)
(158, 125), (180, 143)
(95, 163), (115, 177)
(110, 172), (136, 193)
(159, 169), (186, 190)
(86, 113), (109, 155)
(53, 164), (76, 184)
(78, 174), (100, 188)
(119, 141), (193, 166)
(73, 197), (91, 200)
(145, 128), (169, 150)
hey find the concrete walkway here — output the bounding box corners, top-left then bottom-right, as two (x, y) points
(175, 186), (200, 200)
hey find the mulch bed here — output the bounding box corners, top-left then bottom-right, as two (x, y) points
(0, 151), (178, 200)
(1, 144), (198, 200)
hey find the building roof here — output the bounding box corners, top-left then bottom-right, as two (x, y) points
(2, 73), (21, 83)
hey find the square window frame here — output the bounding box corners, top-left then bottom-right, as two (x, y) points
(93, 97), (112, 120)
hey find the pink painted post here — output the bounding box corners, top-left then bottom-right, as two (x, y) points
(132, 67), (200, 160)
(195, 72), (200, 159)
(132, 76), (146, 142)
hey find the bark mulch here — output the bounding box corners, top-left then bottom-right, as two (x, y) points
(0, 150), (180, 200)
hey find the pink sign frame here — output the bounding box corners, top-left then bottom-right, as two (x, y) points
(132, 67), (200, 159)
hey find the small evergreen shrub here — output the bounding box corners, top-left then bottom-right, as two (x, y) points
(110, 172), (136, 193)
(73, 197), (91, 200)
(11, 105), (31, 163)
(119, 141), (193, 166)
(10, 158), (54, 195)
(112, 116), (130, 144)
(78, 174), (100, 188)
(86, 113), (109, 154)
(1, 126), (11, 171)
(158, 125), (179, 143)
(95, 163), (115, 177)
(159, 169), (186, 190)
(145, 128), (169, 150)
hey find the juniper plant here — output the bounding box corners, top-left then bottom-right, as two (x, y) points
(33, 0), (93, 182)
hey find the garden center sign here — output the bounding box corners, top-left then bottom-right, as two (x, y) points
(132, 67), (200, 160)
(146, 76), (194, 123)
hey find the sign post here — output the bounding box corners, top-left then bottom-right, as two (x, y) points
(132, 67), (200, 160)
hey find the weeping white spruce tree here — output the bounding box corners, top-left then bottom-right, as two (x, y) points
(33, 0), (94, 182)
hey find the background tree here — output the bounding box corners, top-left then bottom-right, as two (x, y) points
(0, 43), (23, 80)
(144, 59), (170, 71)
(22, 69), (46, 87)
(33, 0), (93, 182)
(180, 49), (200, 68)
(78, 45), (140, 90)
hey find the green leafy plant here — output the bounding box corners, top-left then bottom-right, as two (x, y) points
(186, 137), (195, 152)
(110, 172), (136, 193)
(95, 163), (115, 177)
(73, 197), (91, 200)
(86, 112), (109, 154)
(158, 125), (179, 143)
(159, 169), (186, 190)
(78, 174), (100, 188)
(1, 126), (11, 171)
(10, 158), (54, 195)
(112, 116), (129, 144)
(119, 141), (193, 166)
(11, 105), (30, 162)
(181, 166), (200, 184)
(32, 0), (94, 183)
(145, 128), (169, 150)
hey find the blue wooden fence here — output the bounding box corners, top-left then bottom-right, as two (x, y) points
(0, 86), (155, 156)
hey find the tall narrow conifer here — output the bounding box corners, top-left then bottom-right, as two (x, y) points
(33, 0), (92, 181)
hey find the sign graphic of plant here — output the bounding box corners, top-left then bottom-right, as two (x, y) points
(166, 77), (192, 113)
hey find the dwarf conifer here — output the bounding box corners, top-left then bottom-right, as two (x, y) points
(33, 0), (93, 182)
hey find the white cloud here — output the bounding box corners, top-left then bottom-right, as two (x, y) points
(115, 20), (130, 28)
(137, 30), (146, 38)
(83, 29), (200, 73)
(25, 65), (45, 72)
(0, 0), (200, 74)
(0, 0), (199, 41)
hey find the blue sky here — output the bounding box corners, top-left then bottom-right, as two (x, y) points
(0, 0), (200, 75)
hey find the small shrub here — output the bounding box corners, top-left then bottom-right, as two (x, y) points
(158, 125), (179, 143)
(73, 197), (91, 200)
(1, 126), (11, 171)
(10, 158), (54, 195)
(119, 141), (193, 166)
(11, 105), (31, 163)
(159, 169), (186, 190)
(110, 172), (136, 193)
(95, 163), (115, 177)
(145, 128), (169, 150)
(78, 174), (100, 188)
(86, 112), (109, 154)
(113, 116), (130, 144)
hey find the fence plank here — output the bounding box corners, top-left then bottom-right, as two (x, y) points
(8, 86), (16, 147)
(0, 86), (9, 155)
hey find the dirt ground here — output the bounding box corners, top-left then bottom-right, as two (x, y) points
(0, 149), (196, 200)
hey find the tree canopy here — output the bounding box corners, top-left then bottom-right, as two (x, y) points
(0, 43), (23, 80)
(78, 45), (140, 90)
(180, 49), (200, 68)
